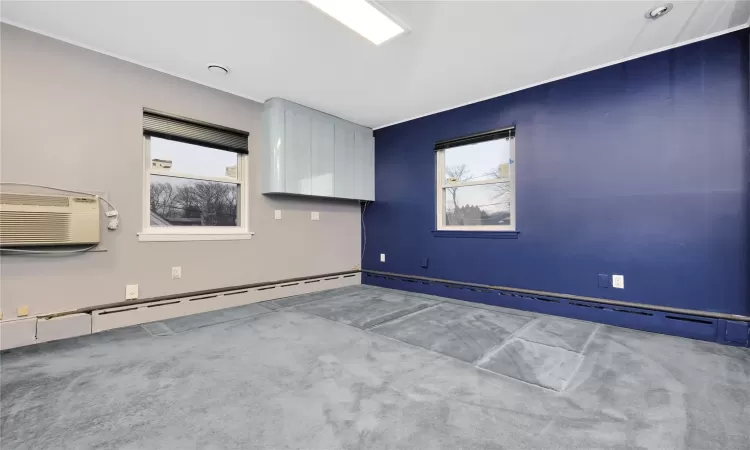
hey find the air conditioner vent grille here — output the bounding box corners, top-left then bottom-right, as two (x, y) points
(0, 193), (70, 207)
(0, 192), (99, 246)
(0, 211), (71, 244)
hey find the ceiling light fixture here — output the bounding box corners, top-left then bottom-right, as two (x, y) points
(207, 64), (229, 75)
(645, 3), (673, 19)
(306, 0), (405, 45)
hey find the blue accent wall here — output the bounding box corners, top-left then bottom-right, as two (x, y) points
(365, 30), (750, 317)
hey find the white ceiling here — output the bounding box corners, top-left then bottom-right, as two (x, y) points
(2, 1), (749, 129)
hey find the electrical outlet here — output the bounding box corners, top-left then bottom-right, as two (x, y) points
(274, 210), (282, 220)
(380, 253), (386, 263)
(311, 211), (320, 221)
(17, 306), (29, 317)
(598, 274), (610, 288)
(612, 274), (625, 289)
(125, 284), (139, 300)
(171, 267), (182, 279)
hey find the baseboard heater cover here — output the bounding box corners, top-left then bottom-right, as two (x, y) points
(91, 273), (361, 333)
(362, 270), (749, 322)
(2, 271), (362, 351)
(362, 270), (749, 347)
(71, 269), (359, 315)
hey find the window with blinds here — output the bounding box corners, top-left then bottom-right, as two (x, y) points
(140, 110), (251, 240)
(435, 127), (516, 231)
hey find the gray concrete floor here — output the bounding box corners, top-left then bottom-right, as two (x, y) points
(2, 285), (749, 449)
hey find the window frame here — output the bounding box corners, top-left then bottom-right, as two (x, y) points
(435, 135), (516, 232)
(139, 135), (253, 242)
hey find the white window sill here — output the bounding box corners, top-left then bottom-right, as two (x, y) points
(138, 231), (254, 242)
(432, 230), (519, 239)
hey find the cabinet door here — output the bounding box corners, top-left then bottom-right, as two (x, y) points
(334, 125), (355, 198)
(284, 108), (312, 195)
(311, 118), (335, 197)
(354, 131), (375, 201)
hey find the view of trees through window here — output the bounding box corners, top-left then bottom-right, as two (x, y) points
(150, 176), (238, 227)
(444, 163), (511, 226)
(440, 136), (514, 229)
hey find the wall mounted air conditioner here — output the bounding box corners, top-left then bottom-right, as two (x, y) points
(0, 192), (100, 247)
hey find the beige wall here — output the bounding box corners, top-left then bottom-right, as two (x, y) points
(0, 25), (360, 319)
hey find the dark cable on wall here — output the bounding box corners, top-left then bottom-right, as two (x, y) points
(360, 200), (370, 264)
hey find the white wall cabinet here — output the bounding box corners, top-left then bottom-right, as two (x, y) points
(262, 98), (374, 201)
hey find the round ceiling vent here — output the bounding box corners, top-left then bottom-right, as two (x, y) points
(207, 64), (229, 75)
(645, 4), (673, 19)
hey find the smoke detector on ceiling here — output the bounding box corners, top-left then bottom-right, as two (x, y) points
(645, 4), (673, 19)
(207, 64), (229, 75)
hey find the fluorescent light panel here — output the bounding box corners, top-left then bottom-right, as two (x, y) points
(307, 0), (405, 45)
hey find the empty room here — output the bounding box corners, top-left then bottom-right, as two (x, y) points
(1, 1), (749, 449)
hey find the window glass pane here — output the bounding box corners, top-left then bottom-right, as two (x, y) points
(150, 137), (239, 179)
(443, 138), (511, 184)
(150, 175), (238, 227)
(444, 183), (511, 226)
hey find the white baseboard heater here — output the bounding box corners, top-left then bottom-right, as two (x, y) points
(91, 272), (360, 332)
(0, 271), (360, 350)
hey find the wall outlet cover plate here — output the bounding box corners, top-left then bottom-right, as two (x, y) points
(125, 284), (139, 300)
(598, 274), (609, 288)
(612, 274), (625, 289)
